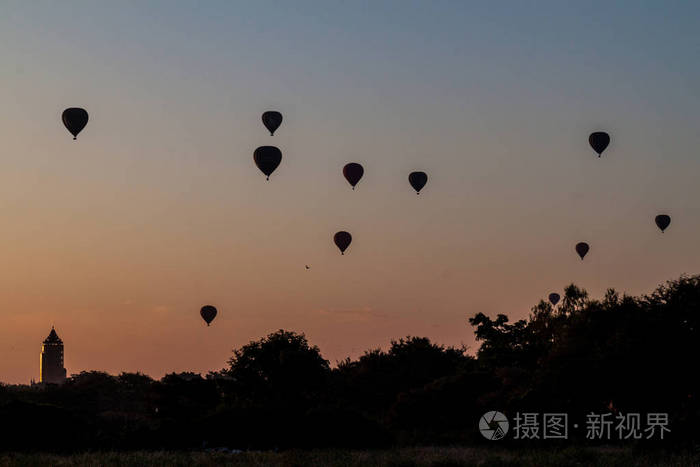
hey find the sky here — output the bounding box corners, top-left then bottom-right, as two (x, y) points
(1, 1), (700, 384)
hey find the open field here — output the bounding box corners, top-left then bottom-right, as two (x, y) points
(0, 447), (697, 467)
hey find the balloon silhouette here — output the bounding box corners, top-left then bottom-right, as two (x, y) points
(589, 132), (610, 157)
(548, 293), (560, 306)
(334, 231), (352, 255)
(62, 108), (89, 140)
(200, 305), (217, 326)
(575, 242), (590, 260)
(343, 163), (364, 189)
(262, 111), (283, 135)
(254, 146), (282, 180)
(655, 214), (671, 233)
(409, 171), (428, 194)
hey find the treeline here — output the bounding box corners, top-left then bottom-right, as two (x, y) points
(0, 275), (698, 451)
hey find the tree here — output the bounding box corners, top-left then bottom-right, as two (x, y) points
(334, 337), (472, 415)
(224, 329), (330, 404)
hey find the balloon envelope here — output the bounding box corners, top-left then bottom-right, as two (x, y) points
(262, 111), (283, 135)
(548, 293), (560, 306)
(655, 214), (671, 232)
(575, 242), (590, 260)
(409, 171), (428, 194)
(589, 131), (610, 157)
(334, 231), (352, 255)
(254, 146), (282, 180)
(62, 108), (89, 140)
(343, 163), (364, 189)
(200, 305), (217, 326)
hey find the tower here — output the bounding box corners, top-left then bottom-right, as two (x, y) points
(40, 327), (67, 384)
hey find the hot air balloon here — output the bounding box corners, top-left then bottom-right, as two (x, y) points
(334, 231), (352, 255)
(575, 242), (590, 260)
(655, 214), (671, 232)
(409, 171), (428, 194)
(254, 146), (282, 180)
(262, 111), (283, 135)
(62, 108), (89, 140)
(200, 305), (217, 326)
(589, 131), (610, 157)
(548, 293), (560, 306)
(343, 163), (364, 189)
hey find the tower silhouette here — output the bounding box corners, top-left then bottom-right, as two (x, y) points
(39, 327), (66, 384)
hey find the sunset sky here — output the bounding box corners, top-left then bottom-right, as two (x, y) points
(1, 1), (700, 384)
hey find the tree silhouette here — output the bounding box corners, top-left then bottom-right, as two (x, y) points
(223, 329), (330, 405)
(0, 275), (697, 450)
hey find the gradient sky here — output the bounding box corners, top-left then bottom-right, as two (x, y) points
(1, 1), (700, 384)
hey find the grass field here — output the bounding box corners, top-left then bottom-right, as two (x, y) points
(0, 447), (697, 467)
